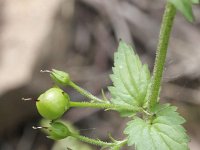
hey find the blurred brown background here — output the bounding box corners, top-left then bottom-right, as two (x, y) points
(0, 0), (200, 149)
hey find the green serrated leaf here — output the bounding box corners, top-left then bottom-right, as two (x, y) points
(124, 104), (189, 150)
(168, 0), (194, 22)
(108, 41), (151, 116)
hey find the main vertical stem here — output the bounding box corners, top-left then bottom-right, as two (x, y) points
(149, 2), (176, 110)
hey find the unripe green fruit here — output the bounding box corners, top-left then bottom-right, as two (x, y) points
(47, 121), (71, 140)
(50, 69), (70, 86)
(36, 87), (70, 120)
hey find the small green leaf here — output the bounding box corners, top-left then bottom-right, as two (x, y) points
(108, 41), (151, 116)
(168, 0), (194, 22)
(124, 104), (189, 150)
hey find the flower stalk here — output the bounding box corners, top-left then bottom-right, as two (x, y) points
(69, 101), (139, 112)
(71, 133), (127, 148)
(69, 81), (104, 103)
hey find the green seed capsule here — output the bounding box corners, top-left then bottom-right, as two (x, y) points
(50, 69), (70, 86)
(36, 87), (70, 120)
(47, 121), (71, 140)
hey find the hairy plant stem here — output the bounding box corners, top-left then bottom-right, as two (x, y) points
(69, 81), (103, 103)
(71, 133), (122, 147)
(149, 2), (176, 110)
(69, 101), (139, 112)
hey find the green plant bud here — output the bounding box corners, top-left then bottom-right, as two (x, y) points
(50, 69), (70, 86)
(36, 87), (70, 120)
(47, 121), (71, 140)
